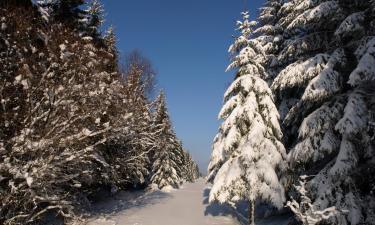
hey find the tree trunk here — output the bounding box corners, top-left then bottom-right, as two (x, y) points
(249, 200), (255, 225)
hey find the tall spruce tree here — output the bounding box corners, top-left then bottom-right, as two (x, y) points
(150, 92), (182, 189)
(270, 0), (375, 224)
(119, 64), (156, 186)
(208, 12), (286, 225)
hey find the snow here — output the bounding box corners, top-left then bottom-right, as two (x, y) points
(334, 12), (365, 39)
(272, 53), (329, 92)
(335, 91), (368, 135)
(329, 137), (357, 176)
(287, 1), (342, 31)
(301, 49), (345, 102)
(1, 22), (6, 31)
(160, 185), (176, 193)
(86, 179), (291, 225)
(348, 37), (375, 86)
(288, 99), (344, 165)
(287, 176), (341, 225)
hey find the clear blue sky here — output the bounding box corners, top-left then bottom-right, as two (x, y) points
(100, 0), (265, 173)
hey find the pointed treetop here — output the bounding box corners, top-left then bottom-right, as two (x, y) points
(227, 11), (258, 58)
(236, 11), (257, 41)
(86, 0), (104, 26)
(104, 25), (117, 50)
(156, 90), (165, 102)
(155, 90), (169, 123)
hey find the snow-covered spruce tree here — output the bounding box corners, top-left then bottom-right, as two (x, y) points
(118, 64), (156, 186)
(207, 11), (254, 183)
(0, 9), (115, 222)
(182, 151), (200, 182)
(150, 92), (182, 189)
(271, 0), (375, 224)
(0, 2), (156, 224)
(252, 0), (284, 81)
(208, 11), (286, 225)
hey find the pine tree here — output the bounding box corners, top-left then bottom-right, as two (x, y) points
(118, 64), (156, 186)
(0, 4), (127, 221)
(181, 149), (199, 182)
(253, 0), (283, 81)
(207, 11), (254, 183)
(270, 0), (375, 224)
(150, 92), (182, 189)
(208, 12), (286, 225)
(0, 2), (161, 223)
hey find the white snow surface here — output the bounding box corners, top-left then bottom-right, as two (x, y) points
(85, 179), (291, 225)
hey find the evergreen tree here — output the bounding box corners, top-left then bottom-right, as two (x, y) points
(182, 151), (200, 182)
(270, 0), (375, 224)
(118, 64), (155, 186)
(208, 12), (286, 225)
(253, 0), (283, 81)
(150, 92), (182, 189)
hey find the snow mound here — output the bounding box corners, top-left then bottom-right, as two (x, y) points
(161, 185), (176, 193)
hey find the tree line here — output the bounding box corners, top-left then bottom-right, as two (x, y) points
(0, 1), (199, 224)
(208, 1), (375, 225)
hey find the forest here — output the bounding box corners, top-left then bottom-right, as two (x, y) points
(1, 0), (375, 225)
(0, 1), (199, 224)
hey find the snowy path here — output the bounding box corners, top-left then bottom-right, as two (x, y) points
(86, 179), (290, 225)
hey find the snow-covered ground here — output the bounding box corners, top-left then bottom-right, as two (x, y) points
(85, 179), (291, 225)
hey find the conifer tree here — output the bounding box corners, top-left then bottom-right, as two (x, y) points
(208, 12), (286, 225)
(150, 92), (182, 189)
(253, 0), (283, 81)
(0, 2), (175, 223)
(270, 0), (375, 224)
(118, 64), (155, 186)
(182, 151), (200, 182)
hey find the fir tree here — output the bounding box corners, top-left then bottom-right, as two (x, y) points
(253, 0), (283, 81)
(150, 92), (182, 189)
(208, 11), (286, 225)
(270, 0), (375, 224)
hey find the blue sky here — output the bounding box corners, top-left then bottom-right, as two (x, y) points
(100, 0), (265, 173)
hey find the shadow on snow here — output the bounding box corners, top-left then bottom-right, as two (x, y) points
(203, 187), (293, 225)
(203, 187), (248, 225)
(87, 189), (172, 218)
